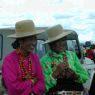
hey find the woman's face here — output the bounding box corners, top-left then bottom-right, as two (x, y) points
(20, 35), (37, 53)
(51, 38), (67, 53)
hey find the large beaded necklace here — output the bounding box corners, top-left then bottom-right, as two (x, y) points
(49, 50), (68, 69)
(49, 50), (70, 78)
(16, 48), (35, 81)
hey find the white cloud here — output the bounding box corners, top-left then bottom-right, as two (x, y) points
(78, 32), (94, 42)
(0, 0), (95, 42)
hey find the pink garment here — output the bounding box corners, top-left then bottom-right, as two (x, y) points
(2, 50), (45, 95)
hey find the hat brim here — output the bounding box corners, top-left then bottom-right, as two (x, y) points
(7, 30), (45, 38)
(44, 30), (72, 44)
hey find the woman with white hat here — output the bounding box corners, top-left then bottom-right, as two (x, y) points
(41, 24), (89, 95)
(2, 20), (45, 95)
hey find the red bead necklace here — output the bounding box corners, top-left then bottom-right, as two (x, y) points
(16, 48), (35, 81)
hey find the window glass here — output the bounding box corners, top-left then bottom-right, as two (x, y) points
(67, 40), (81, 59)
(36, 40), (45, 58)
(67, 40), (76, 52)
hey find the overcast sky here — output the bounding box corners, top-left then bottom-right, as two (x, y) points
(0, 0), (95, 42)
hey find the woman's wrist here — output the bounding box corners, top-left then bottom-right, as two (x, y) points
(52, 70), (59, 79)
(51, 73), (57, 80)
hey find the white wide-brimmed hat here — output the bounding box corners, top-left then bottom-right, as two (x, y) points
(44, 24), (73, 44)
(7, 20), (44, 38)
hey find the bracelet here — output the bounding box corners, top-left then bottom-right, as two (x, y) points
(50, 74), (57, 81)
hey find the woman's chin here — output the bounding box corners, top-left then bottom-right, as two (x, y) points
(59, 49), (64, 52)
(28, 49), (35, 53)
(56, 49), (64, 53)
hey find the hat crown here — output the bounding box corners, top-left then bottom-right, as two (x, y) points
(7, 20), (45, 38)
(15, 20), (36, 34)
(44, 24), (72, 44)
(47, 24), (64, 38)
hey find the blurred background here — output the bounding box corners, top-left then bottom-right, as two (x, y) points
(0, 0), (95, 42)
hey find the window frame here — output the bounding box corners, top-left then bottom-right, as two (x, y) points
(0, 34), (3, 60)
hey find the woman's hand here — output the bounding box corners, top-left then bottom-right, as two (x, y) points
(58, 63), (69, 72)
(51, 63), (69, 79)
(51, 66), (60, 79)
(65, 68), (79, 80)
(31, 77), (38, 85)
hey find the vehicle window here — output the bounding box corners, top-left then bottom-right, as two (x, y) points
(67, 40), (81, 59)
(67, 40), (76, 52)
(36, 40), (46, 58)
(0, 34), (3, 60)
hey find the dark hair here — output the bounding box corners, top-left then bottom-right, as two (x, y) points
(49, 42), (56, 51)
(11, 39), (20, 49)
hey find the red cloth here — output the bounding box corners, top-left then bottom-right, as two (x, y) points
(86, 49), (94, 60)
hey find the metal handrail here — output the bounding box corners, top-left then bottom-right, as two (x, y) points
(0, 70), (2, 75)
